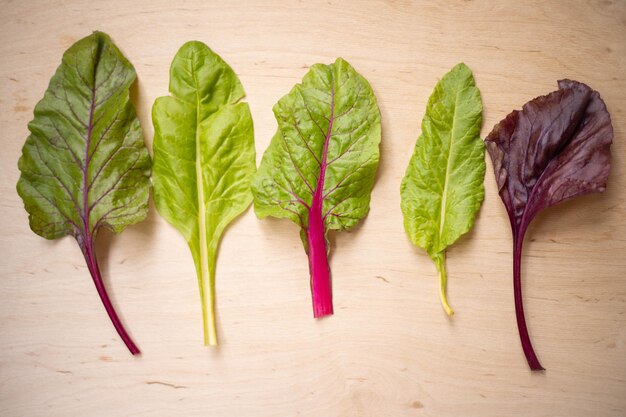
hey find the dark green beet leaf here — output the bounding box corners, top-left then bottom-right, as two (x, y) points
(16, 32), (151, 355)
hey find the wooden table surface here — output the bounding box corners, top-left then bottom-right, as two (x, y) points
(1, 1), (624, 416)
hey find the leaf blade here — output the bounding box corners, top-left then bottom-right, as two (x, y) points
(253, 58), (381, 234)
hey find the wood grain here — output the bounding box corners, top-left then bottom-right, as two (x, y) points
(0, 0), (624, 415)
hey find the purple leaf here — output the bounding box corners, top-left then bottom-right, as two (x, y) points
(485, 79), (613, 370)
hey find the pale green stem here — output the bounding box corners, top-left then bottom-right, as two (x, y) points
(205, 256), (217, 346)
(434, 252), (454, 316)
(195, 247), (218, 346)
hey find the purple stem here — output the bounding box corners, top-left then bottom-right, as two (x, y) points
(81, 236), (140, 355)
(307, 201), (333, 318)
(306, 76), (335, 318)
(513, 227), (544, 371)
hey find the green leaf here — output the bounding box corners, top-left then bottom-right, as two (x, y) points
(400, 63), (485, 316)
(251, 58), (381, 317)
(152, 41), (256, 345)
(16, 31), (151, 354)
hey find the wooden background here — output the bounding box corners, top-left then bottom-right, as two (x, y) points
(1, 1), (624, 416)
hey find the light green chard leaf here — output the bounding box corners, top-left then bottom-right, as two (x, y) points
(152, 41), (255, 346)
(400, 63), (484, 316)
(16, 31), (151, 354)
(252, 58), (381, 318)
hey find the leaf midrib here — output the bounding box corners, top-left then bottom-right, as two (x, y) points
(438, 87), (462, 241)
(81, 42), (101, 245)
(311, 76), (336, 214)
(193, 74), (210, 287)
(191, 64), (212, 344)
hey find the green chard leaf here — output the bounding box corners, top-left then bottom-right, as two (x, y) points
(16, 31), (151, 354)
(252, 58), (381, 318)
(152, 41), (256, 346)
(400, 63), (484, 316)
